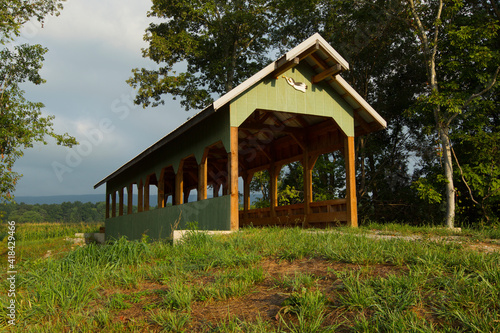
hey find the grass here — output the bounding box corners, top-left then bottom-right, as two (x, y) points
(0, 223), (499, 332)
(0, 222), (102, 265)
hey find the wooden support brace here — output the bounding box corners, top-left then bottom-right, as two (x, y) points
(229, 126), (239, 230)
(158, 179), (165, 208)
(144, 181), (150, 211)
(270, 163), (279, 218)
(344, 136), (358, 227)
(118, 188), (124, 216)
(198, 155), (208, 201)
(175, 160), (184, 205)
(111, 191), (116, 218)
(105, 192), (110, 219)
(137, 180), (144, 212)
(271, 56), (300, 78)
(127, 184), (133, 214)
(312, 64), (342, 83)
(243, 172), (254, 219)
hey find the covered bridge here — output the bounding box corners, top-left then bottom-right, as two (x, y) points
(94, 33), (386, 241)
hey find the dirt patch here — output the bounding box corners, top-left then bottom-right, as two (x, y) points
(466, 242), (500, 253)
(99, 258), (409, 332)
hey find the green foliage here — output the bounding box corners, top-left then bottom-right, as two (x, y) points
(412, 175), (447, 204)
(128, 0), (278, 110)
(0, 201), (106, 224)
(0, 1), (65, 43)
(1, 0), (76, 203)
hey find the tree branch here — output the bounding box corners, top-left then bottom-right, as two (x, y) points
(450, 144), (479, 206)
(447, 65), (500, 127)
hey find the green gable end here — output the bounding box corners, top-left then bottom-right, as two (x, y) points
(229, 62), (354, 137)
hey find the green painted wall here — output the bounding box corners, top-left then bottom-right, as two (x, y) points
(230, 63), (354, 136)
(105, 196), (231, 241)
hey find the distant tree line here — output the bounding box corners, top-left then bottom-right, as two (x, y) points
(0, 201), (107, 223)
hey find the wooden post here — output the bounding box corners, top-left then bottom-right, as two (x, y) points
(105, 192), (110, 219)
(198, 154), (208, 201)
(127, 184), (133, 214)
(302, 148), (319, 227)
(345, 136), (358, 227)
(270, 164), (278, 217)
(213, 183), (220, 198)
(184, 188), (190, 203)
(243, 172), (253, 219)
(229, 126), (239, 230)
(144, 177), (150, 211)
(118, 187), (124, 216)
(175, 160), (184, 205)
(158, 173), (165, 208)
(111, 191), (116, 218)
(303, 149), (313, 218)
(137, 180), (143, 212)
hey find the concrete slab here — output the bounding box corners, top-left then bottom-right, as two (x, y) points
(173, 230), (234, 245)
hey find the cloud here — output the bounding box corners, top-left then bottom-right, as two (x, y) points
(12, 0), (199, 198)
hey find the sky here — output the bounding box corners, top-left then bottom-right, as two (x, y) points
(13, 0), (200, 197)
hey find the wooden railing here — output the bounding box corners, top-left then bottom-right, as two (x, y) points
(239, 199), (348, 227)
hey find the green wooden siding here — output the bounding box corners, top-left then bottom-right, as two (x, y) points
(230, 63), (354, 136)
(105, 196), (231, 241)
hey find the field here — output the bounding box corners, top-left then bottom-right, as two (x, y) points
(0, 222), (499, 332)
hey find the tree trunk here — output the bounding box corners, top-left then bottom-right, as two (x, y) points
(440, 127), (455, 228)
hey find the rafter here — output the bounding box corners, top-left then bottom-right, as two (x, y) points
(312, 64), (342, 84)
(271, 57), (300, 79)
(353, 109), (372, 134)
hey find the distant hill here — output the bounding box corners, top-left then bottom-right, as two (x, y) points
(14, 193), (262, 205)
(14, 194), (199, 205)
(14, 194), (107, 205)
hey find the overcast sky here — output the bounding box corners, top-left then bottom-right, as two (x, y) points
(13, 0), (199, 197)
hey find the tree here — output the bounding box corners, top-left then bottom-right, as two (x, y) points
(406, 0), (499, 227)
(1, 0), (77, 203)
(127, 0), (279, 110)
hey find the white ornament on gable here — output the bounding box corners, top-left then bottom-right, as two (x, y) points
(282, 75), (308, 93)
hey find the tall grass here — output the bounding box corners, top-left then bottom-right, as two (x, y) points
(1, 225), (499, 332)
(0, 222), (101, 241)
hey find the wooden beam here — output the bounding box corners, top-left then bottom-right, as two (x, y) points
(271, 56), (300, 78)
(303, 148), (313, 220)
(138, 180), (143, 212)
(158, 174), (165, 208)
(344, 136), (358, 227)
(289, 132), (306, 151)
(144, 181), (150, 211)
(111, 191), (116, 218)
(353, 109), (372, 134)
(243, 172), (253, 218)
(105, 192), (110, 219)
(175, 160), (184, 205)
(229, 126), (239, 230)
(213, 183), (220, 198)
(198, 155), (207, 201)
(270, 162), (278, 218)
(240, 123), (304, 137)
(118, 187), (124, 216)
(312, 64), (342, 84)
(127, 184), (133, 214)
(309, 52), (328, 70)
